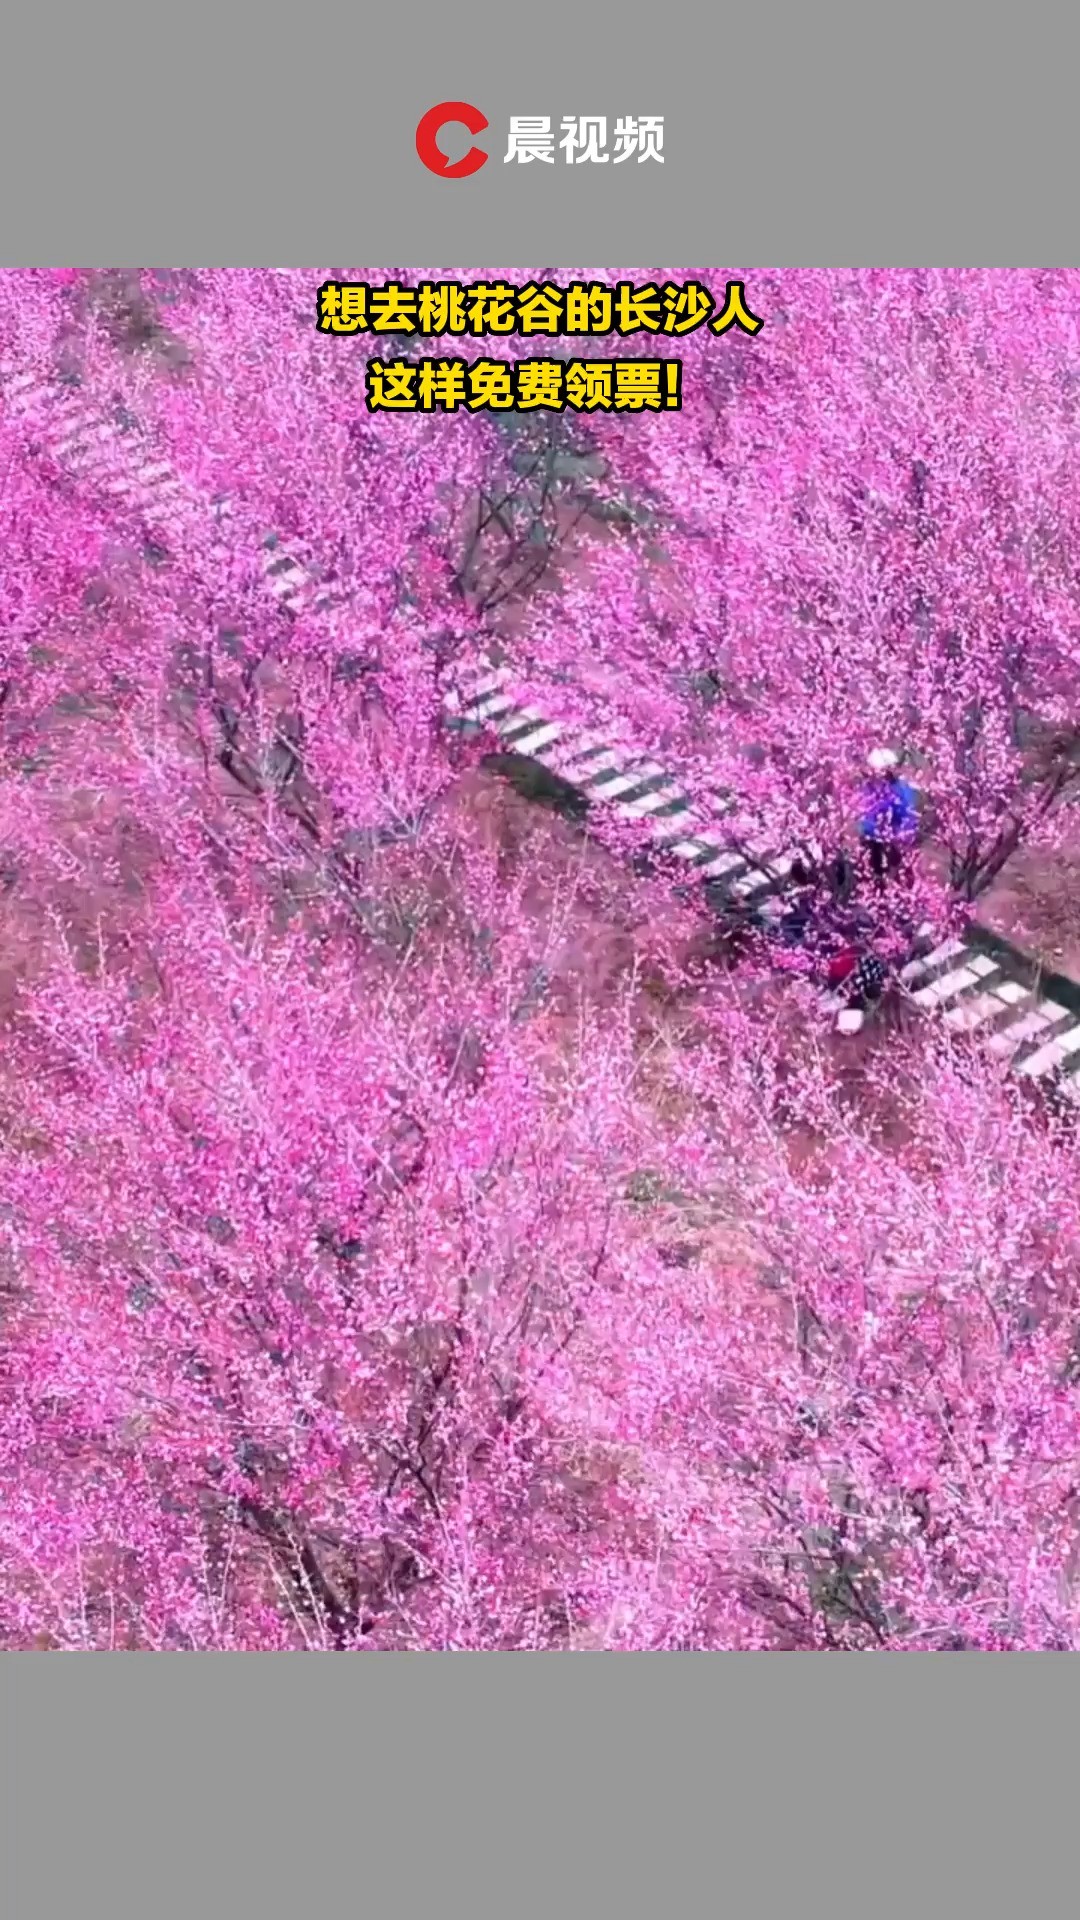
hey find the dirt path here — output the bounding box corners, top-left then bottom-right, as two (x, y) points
(976, 799), (1080, 989)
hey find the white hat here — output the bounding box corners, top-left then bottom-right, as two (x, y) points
(867, 746), (900, 773)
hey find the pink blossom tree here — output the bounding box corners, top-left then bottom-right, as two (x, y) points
(3, 268), (1080, 1652)
(547, 270), (1080, 908)
(0, 692), (697, 1649)
(3, 750), (1078, 1650)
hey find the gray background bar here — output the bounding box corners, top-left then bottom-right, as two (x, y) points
(5, 1653), (1078, 1919)
(1, 2), (1077, 263)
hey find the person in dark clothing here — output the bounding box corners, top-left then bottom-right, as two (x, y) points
(778, 847), (856, 956)
(859, 747), (919, 889)
(778, 856), (817, 947)
(773, 848), (885, 1031)
(826, 946), (887, 1033)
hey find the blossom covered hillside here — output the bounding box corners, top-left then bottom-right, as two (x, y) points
(0, 268), (1078, 1650)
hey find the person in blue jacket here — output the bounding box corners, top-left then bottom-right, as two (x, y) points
(859, 747), (919, 888)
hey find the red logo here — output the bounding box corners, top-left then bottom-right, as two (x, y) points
(415, 101), (489, 178)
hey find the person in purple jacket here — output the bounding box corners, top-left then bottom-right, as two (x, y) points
(859, 747), (919, 889)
